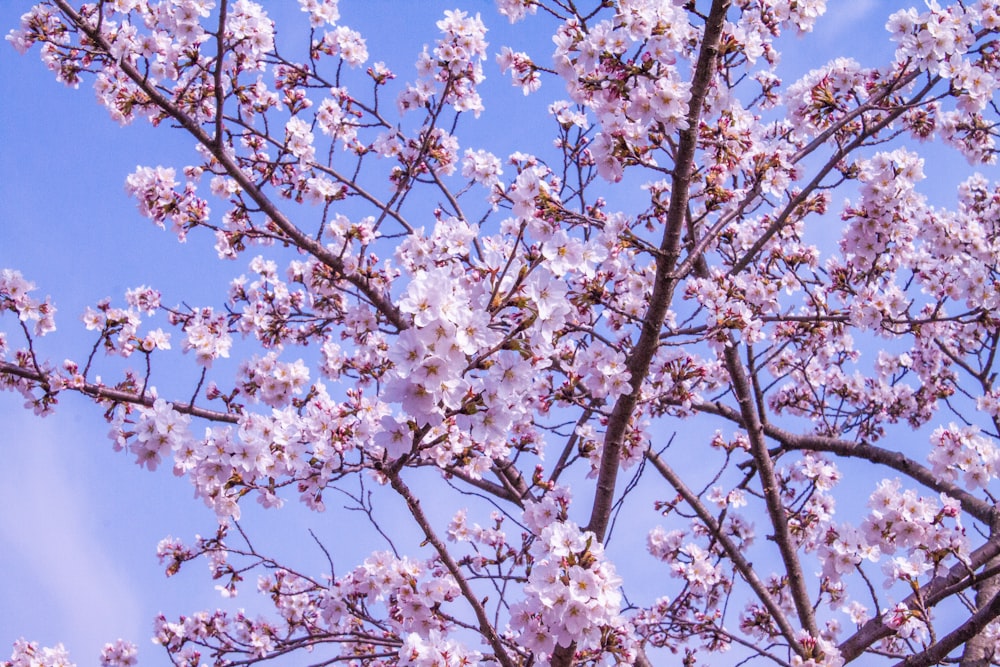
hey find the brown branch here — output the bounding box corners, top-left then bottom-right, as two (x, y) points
(789, 65), (925, 165)
(554, 7), (734, 666)
(894, 588), (1000, 667)
(442, 464), (523, 506)
(686, 401), (1000, 660)
(584, 0), (731, 543)
(385, 469), (516, 667)
(693, 400), (999, 527)
(213, 0), (227, 149)
(0, 360), (239, 423)
(840, 538), (1000, 661)
(721, 342), (818, 640)
(645, 447), (804, 654)
(726, 74), (941, 279)
(959, 517), (1000, 667)
(782, 434), (999, 526)
(51, 0), (408, 332)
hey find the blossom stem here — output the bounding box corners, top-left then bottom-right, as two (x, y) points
(0, 360), (239, 423)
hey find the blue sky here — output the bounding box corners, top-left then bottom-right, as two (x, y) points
(0, 0), (986, 664)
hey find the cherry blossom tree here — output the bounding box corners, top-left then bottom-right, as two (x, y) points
(6, 0), (1000, 665)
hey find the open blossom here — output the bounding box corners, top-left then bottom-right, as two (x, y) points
(398, 630), (481, 667)
(180, 308), (232, 367)
(299, 0), (339, 28)
(511, 513), (635, 661)
(284, 116), (316, 162)
(125, 165), (210, 240)
(883, 602), (929, 642)
(497, 46), (540, 94)
(225, 0), (274, 68)
(789, 634), (843, 667)
(0, 269), (37, 311)
(130, 399), (193, 471)
(238, 353), (310, 408)
(495, 0), (536, 23)
(928, 423), (999, 488)
(0, 269), (55, 336)
(319, 26), (368, 66)
(462, 148), (503, 190)
(398, 8), (487, 117)
(99, 641), (137, 667)
(373, 415), (412, 459)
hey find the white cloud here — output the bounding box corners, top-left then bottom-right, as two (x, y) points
(0, 405), (144, 662)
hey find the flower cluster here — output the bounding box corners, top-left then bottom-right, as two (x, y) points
(0, 269), (55, 336)
(928, 423), (1000, 489)
(237, 352), (310, 408)
(817, 475), (968, 634)
(510, 505), (635, 664)
(98, 641), (138, 667)
(123, 398), (193, 472)
(2, 640), (74, 667)
(398, 9), (488, 116)
(550, 0), (695, 181)
(125, 166), (210, 242)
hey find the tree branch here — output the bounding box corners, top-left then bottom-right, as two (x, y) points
(0, 360), (238, 423)
(894, 590), (1000, 667)
(386, 468), (516, 667)
(721, 341), (818, 640)
(585, 0), (731, 543)
(840, 537), (1000, 661)
(51, 0), (408, 332)
(693, 400), (1000, 527)
(645, 447), (804, 654)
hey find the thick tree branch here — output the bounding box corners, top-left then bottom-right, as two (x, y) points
(585, 0), (731, 543)
(721, 342), (818, 640)
(895, 587), (1000, 667)
(960, 517), (1000, 667)
(556, 5), (732, 666)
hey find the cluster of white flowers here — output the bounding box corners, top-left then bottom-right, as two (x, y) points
(509, 500), (636, 664)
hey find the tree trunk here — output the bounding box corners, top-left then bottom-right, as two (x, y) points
(960, 518), (1000, 667)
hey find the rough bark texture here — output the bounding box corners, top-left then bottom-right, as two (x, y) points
(960, 517), (1000, 667)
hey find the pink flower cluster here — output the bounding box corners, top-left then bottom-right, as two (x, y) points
(0, 269), (55, 337)
(124, 166), (210, 242)
(398, 9), (487, 117)
(509, 499), (636, 664)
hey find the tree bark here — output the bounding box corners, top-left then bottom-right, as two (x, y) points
(960, 517), (1000, 667)
(583, 0), (731, 544)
